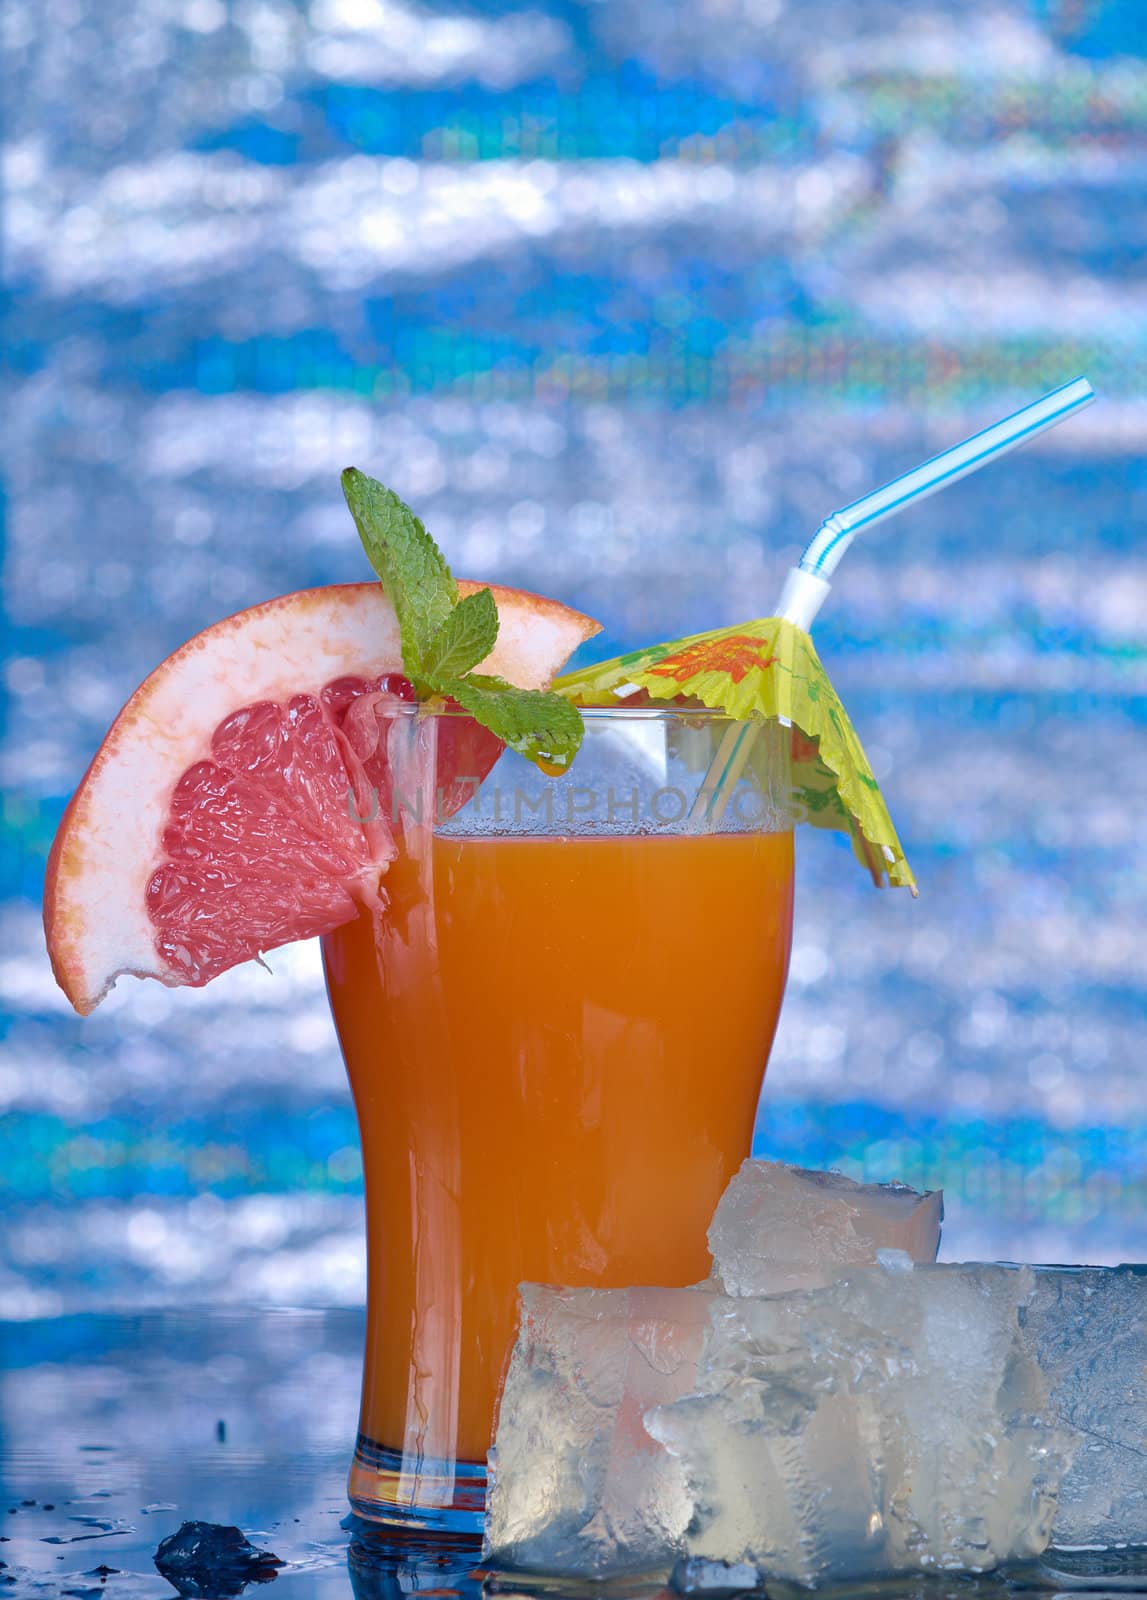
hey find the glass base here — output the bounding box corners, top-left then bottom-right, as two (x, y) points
(348, 1432), (487, 1536)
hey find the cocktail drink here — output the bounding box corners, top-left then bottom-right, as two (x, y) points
(322, 706), (793, 1528)
(44, 389), (1097, 1557)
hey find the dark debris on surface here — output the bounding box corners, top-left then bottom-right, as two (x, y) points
(153, 1523), (283, 1598)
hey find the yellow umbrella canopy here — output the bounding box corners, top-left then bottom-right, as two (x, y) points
(555, 615), (916, 893)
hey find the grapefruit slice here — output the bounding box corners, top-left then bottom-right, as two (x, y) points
(46, 581), (599, 1014)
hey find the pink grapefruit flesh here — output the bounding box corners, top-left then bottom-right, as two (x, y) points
(45, 581), (600, 1014)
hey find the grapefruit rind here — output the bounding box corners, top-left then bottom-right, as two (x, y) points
(45, 580), (599, 1014)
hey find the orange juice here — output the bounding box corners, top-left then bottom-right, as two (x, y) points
(323, 826), (794, 1485)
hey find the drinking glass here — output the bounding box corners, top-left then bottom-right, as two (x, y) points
(321, 705), (794, 1533)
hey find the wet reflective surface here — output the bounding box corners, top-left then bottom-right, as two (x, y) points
(0, 1311), (360, 1599)
(0, 1309), (527, 1598)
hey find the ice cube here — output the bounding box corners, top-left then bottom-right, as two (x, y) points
(709, 1159), (943, 1295)
(484, 1282), (712, 1577)
(1024, 1265), (1147, 1551)
(648, 1260), (1074, 1588)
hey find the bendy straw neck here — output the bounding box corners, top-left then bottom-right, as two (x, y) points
(777, 377), (1095, 631)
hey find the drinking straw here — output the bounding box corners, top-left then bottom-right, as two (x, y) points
(775, 376), (1095, 631)
(693, 377), (1096, 827)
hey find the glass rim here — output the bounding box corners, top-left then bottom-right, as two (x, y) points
(370, 701), (758, 723)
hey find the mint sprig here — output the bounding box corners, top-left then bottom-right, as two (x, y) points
(341, 468), (583, 773)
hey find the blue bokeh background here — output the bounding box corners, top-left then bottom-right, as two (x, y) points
(4, 0), (1147, 1316)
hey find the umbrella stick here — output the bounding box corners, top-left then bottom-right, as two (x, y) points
(689, 720), (761, 830)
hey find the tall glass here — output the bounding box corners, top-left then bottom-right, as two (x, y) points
(322, 706), (794, 1533)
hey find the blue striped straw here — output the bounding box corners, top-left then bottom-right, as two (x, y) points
(802, 377), (1095, 580)
(775, 377), (1095, 630)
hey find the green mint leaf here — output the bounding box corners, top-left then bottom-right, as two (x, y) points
(342, 467), (584, 775)
(447, 673), (584, 772)
(341, 467), (457, 680)
(422, 587), (499, 681)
